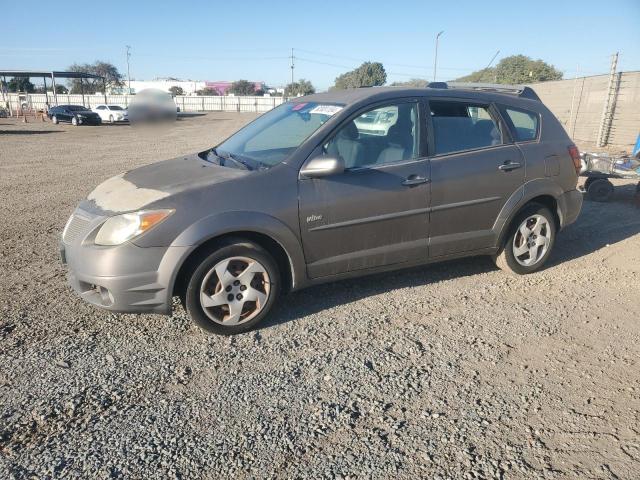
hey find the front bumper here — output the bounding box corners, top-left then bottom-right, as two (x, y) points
(60, 209), (189, 315)
(557, 188), (583, 228)
(77, 117), (102, 125)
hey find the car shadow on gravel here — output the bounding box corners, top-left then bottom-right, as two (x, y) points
(262, 256), (495, 330)
(263, 196), (640, 330)
(0, 130), (60, 135)
(548, 197), (640, 267)
(178, 113), (207, 118)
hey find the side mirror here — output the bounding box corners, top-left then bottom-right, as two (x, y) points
(300, 155), (345, 179)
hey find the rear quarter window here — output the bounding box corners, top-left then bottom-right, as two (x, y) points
(503, 107), (539, 142)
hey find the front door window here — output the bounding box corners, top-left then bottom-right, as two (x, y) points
(325, 102), (419, 169)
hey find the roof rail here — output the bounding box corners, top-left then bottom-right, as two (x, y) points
(426, 81), (540, 101)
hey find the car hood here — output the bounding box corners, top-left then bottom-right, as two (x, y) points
(83, 152), (250, 214)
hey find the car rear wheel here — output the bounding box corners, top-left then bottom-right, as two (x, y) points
(494, 203), (556, 275)
(71, 116), (78, 126)
(184, 240), (280, 335)
(109, 115), (114, 124)
(52, 115), (58, 124)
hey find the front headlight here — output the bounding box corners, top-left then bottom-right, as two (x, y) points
(94, 209), (174, 246)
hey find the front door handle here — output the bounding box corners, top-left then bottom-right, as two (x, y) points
(402, 175), (430, 186)
(498, 161), (522, 172)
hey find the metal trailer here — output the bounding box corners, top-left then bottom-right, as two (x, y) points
(580, 152), (640, 202)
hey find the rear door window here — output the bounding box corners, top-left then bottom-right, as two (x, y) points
(429, 101), (502, 155)
(503, 107), (539, 142)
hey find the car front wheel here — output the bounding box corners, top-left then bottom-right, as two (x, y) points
(184, 240), (280, 335)
(71, 116), (78, 126)
(52, 115), (58, 124)
(494, 203), (556, 275)
(109, 115), (114, 124)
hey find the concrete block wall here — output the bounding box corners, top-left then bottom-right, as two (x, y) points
(530, 71), (639, 149)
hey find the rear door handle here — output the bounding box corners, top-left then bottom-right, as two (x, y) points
(498, 161), (522, 172)
(402, 175), (430, 186)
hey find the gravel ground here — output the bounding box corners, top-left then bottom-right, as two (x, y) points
(1, 114), (639, 479)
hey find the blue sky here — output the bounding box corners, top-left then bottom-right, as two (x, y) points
(1, 0), (639, 90)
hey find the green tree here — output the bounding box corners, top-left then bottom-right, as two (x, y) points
(284, 79), (316, 97)
(168, 86), (184, 96)
(68, 61), (124, 93)
(455, 55), (563, 84)
(333, 62), (386, 90)
(55, 85), (68, 94)
(229, 80), (256, 96)
(6, 77), (35, 93)
(196, 87), (219, 96)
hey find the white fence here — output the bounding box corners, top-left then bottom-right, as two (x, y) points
(3, 93), (291, 114)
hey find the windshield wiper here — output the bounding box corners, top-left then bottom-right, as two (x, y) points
(220, 151), (253, 171)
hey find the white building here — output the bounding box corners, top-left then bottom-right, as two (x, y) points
(111, 78), (206, 95)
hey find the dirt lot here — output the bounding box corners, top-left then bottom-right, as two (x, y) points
(1, 114), (639, 479)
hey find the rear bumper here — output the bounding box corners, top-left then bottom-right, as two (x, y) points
(61, 239), (189, 315)
(557, 189), (583, 228)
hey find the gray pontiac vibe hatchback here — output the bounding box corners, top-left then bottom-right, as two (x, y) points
(61, 83), (583, 334)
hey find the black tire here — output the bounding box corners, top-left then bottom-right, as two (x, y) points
(587, 178), (614, 202)
(52, 115), (58, 125)
(583, 177), (596, 191)
(109, 115), (114, 124)
(494, 203), (556, 275)
(71, 116), (78, 126)
(184, 240), (280, 335)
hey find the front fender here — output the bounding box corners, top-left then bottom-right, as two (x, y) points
(169, 211), (306, 290)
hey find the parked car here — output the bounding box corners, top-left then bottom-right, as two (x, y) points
(127, 89), (177, 124)
(48, 105), (102, 126)
(93, 104), (128, 123)
(60, 83), (583, 335)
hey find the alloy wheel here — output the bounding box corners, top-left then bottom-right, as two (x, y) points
(199, 256), (270, 325)
(512, 214), (551, 267)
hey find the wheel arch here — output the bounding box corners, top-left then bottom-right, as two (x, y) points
(496, 193), (562, 249)
(171, 230), (295, 300)
(168, 212), (306, 301)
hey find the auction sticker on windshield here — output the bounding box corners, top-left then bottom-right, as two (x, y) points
(309, 105), (343, 116)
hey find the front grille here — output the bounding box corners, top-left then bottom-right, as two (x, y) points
(63, 214), (91, 244)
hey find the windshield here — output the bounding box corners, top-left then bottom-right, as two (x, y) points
(109, 105), (124, 110)
(214, 102), (343, 168)
(69, 105), (91, 112)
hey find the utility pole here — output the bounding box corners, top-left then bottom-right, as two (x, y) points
(126, 45), (132, 93)
(596, 52), (619, 147)
(290, 48), (295, 86)
(433, 31), (444, 82)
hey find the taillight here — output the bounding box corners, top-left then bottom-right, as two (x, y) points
(568, 145), (581, 175)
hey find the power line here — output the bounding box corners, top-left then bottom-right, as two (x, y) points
(486, 50), (500, 70)
(134, 52), (289, 62)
